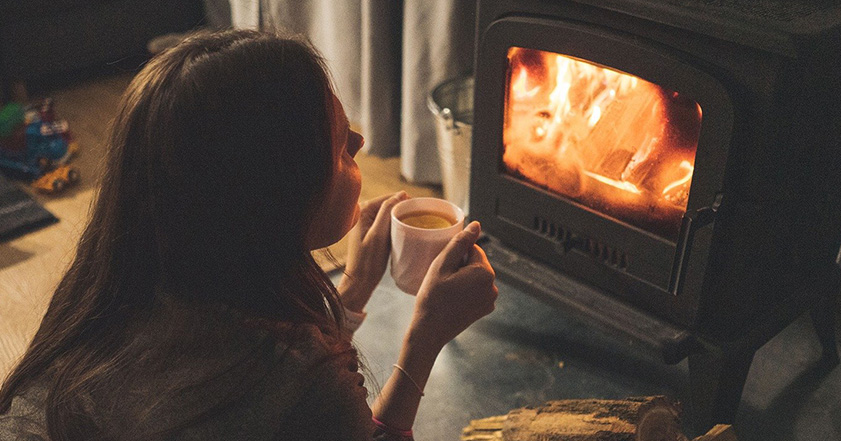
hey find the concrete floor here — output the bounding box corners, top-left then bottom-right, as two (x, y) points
(339, 268), (841, 441)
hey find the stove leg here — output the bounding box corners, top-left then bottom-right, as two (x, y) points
(688, 347), (755, 431)
(810, 291), (840, 366)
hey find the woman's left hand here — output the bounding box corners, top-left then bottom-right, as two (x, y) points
(338, 191), (409, 312)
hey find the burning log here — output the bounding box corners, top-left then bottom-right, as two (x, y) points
(461, 396), (735, 441)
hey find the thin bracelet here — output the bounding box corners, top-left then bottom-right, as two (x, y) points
(392, 364), (425, 397)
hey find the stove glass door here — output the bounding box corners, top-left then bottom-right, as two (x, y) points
(502, 47), (702, 241)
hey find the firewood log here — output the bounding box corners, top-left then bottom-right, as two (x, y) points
(461, 396), (688, 441)
(462, 400), (738, 441)
(461, 415), (506, 441)
(691, 425), (738, 441)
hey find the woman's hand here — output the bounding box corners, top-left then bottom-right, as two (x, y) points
(371, 221), (497, 431)
(407, 221), (498, 353)
(338, 191), (409, 312)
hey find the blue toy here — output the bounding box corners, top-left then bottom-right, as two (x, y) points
(0, 99), (78, 180)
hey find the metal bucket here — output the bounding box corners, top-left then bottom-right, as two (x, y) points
(428, 76), (474, 215)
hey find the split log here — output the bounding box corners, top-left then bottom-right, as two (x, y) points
(691, 425), (738, 441)
(461, 415), (506, 441)
(462, 396), (735, 441)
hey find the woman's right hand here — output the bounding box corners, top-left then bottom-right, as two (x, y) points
(407, 221), (498, 352)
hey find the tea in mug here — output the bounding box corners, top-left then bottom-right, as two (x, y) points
(398, 211), (456, 229)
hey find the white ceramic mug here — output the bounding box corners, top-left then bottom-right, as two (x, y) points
(390, 197), (465, 295)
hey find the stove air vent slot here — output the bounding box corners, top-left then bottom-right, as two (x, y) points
(532, 216), (629, 270)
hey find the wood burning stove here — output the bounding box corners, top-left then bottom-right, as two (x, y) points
(470, 0), (841, 429)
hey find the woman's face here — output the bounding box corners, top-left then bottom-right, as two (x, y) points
(307, 94), (364, 249)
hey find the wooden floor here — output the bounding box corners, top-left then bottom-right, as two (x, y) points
(0, 73), (440, 377)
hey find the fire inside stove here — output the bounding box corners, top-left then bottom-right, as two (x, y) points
(503, 47), (702, 241)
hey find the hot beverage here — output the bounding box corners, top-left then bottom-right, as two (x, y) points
(398, 211), (457, 229)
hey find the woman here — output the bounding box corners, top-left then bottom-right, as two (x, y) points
(0, 30), (497, 440)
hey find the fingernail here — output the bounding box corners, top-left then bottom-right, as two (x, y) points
(397, 191), (408, 200)
(466, 221), (481, 234)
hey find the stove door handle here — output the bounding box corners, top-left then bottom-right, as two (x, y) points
(669, 201), (720, 295)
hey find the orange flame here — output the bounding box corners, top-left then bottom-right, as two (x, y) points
(503, 48), (702, 239)
(512, 69), (540, 99)
(662, 161), (694, 197)
(583, 171), (642, 194)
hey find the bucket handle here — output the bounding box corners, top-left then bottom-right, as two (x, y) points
(440, 107), (461, 135)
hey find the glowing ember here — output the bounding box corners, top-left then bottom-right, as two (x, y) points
(583, 171), (642, 194)
(503, 47), (702, 240)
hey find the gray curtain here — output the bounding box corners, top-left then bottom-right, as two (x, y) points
(224, 0), (475, 184)
(202, 0), (234, 28)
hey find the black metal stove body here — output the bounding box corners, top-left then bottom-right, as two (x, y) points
(472, 0), (841, 340)
(471, 0), (841, 428)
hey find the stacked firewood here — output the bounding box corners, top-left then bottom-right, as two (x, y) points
(461, 396), (737, 441)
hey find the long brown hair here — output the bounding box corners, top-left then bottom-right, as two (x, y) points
(0, 29), (348, 439)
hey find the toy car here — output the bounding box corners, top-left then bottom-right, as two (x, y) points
(31, 165), (80, 193)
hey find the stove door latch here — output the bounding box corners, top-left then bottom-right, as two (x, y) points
(669, 193), (724, 295)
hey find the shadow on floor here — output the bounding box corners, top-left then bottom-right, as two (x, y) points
(0, 245), (34, 269)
